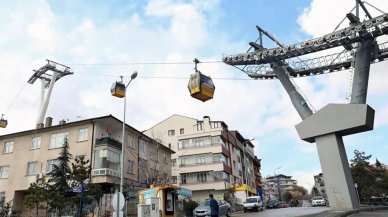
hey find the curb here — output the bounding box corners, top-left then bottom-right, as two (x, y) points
(338, 206), (388, 217)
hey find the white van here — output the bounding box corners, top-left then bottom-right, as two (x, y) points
(243, 196), (264, 212)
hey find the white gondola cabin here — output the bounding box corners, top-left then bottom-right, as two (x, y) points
(111, 81), (126, 98)
(188, 71), (215, 102)
(0, 114), (8, 128)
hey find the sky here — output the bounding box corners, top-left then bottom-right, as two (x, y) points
(1, 0), (388, 191)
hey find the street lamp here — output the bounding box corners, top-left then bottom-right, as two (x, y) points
(112, 71), (138, 217)
(120, 71), (138, 193)
(243, 138), (255, 199)
(273, 167), (281, 201)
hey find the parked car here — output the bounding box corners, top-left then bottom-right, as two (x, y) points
(243, 196), (264, 212)
(193, 199), (231, 217)
(278, 201), (288, 208)
(266, 199), (279, 209)
(311, 196), (326, 206)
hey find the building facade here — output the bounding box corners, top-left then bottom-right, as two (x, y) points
(0, 115), (173, 214)
(264, 174), (297, 201)
(144, 115), (261, 203)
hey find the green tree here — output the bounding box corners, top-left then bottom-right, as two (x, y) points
(47, 137), (73, 215)
(70, 155), (102, 214)
(23, 178), (49, 216)
(350, 150), (388, 203)
(282, 191), (293, 203)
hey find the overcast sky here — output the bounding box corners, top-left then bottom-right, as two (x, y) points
(1, 0), (388, 190)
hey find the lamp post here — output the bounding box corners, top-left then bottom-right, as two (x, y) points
(243, 138), (255, 199)
(273, 167), (281, 201)
(114, 71), (138, 217)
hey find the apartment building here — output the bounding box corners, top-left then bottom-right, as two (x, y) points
(0, 115), (173, 213)
(144, 114), (260, 203)
(264, 174), (297, 200)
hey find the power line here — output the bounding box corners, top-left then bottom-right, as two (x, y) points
(3, 83), (27, 114)
(75, 71), (254, 80)
(66, 60), (223, 66)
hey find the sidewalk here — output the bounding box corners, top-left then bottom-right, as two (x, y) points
(298, 206), (388, 217)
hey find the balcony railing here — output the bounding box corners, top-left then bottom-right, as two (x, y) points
(92, 168), (120, 178)
(179, 160), (225, 167)
(95, 137), (122, 150)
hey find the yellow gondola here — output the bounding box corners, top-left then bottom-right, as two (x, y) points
(111, 81), (126, 98)
(188, 59), (215, 102)
(0, 114), (8, 128)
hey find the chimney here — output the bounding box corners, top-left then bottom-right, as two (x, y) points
(45, 117), (53, 127)
(36, 123), (44, 129)
(59, 119), (66, 125)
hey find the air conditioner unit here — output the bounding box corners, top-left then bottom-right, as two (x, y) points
(36, 173), (44, 180)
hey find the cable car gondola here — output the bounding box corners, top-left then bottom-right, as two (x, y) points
(0, 114), (8, 128)
(111, 80), (126, 98)
(188, 59), (215, 102)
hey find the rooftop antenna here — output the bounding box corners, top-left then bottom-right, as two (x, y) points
(28, 59), (73, 126)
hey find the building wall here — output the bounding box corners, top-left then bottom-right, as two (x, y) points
(0, 122), (93, 202)
(0, 115), (173, 213)
(145, 115), (261, 204)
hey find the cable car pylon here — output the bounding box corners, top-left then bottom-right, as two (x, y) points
(28, 60), (73, 127)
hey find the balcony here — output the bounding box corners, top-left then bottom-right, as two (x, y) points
(95, 137), (122, 150)
(92, 168), (120, 177)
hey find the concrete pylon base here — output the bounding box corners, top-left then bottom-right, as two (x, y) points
(296, 103), (374, 210)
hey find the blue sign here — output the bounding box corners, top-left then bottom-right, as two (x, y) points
(177, 188), (192, 197)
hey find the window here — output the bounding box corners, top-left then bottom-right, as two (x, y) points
(197, 172), (207, 182)
(3, 141), (14, 154)
(30, 137), (41, 149)
(172, 176), (177, 184)
(196, 156), (205, 164)
(180, 128), (184, 134)
(168, 143), (171, 149)
(172, 159), (176, 167)
(93, 149), (120, 171)
(27, 162), (38, 175)
(210, 122), (221, 129)
(181, 174), (187, 184)
(150, 148), (158, 161)
(168, 130), (175, 136)
(127, 135), (134, 148)
(195, 123), (203, 131)
(78, 128), (88, 142)
(0, 166), (10, 179)
(163, 153), (167, 163)
(49, 132), (69, 149)
(139, 139), (147, 159)
(181, 158), (186, 166)
(0, 192), (4, 203)
(127, 160), (134, 173)
(46, 159), (60, 173)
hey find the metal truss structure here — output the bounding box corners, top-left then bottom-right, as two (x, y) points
(28, 59), (73, 87)
(223, 13), (388, 80)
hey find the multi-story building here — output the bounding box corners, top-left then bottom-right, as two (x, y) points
(144, 114), (261, 203)
(0, 115), (173, 214)
(264, 174), (297, 200)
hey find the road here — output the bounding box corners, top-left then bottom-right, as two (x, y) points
(231, 207), (330, 217)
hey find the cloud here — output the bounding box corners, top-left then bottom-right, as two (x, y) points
(292, 169), (321, 191)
